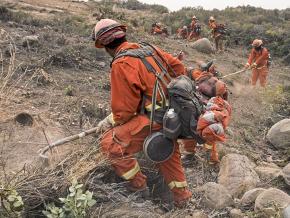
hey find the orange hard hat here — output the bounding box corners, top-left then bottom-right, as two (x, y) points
(92, 19), (127, 48)
(252, 39), (263, 47)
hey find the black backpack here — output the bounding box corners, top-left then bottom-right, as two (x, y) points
(112, 42), (205, 143)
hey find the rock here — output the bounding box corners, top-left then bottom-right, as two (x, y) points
(282, 163), (290, 186)
(22, 35), (39, 47)
(240, 188), (266, 206)
(199, 182), (234, 209)
(283, 205), (290, 218)
(255, 162), (282, 180)
(254, 188), (290, 217)
(218, 154), (260, 197)
(190, 38), (214, 54)
(230, 209), (244, 218)
(97, 61), (106, 68)
(266, 119), (290, 149)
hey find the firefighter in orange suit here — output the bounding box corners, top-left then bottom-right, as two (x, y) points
(245, 39), (270, 87)
(92, 19), (192, 207)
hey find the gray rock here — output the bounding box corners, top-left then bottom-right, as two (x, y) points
(97, 61), (106, 68)
(283, 163), (290, 186)
(266, 119), (290, 149)
(230, 208), (244, 218)
(283, 205), (290, 218)
(22, 35), (39, 47)
(199, 182), (234, 209)
(218, 154), (260, 197)
(255, 188), (290, 217)
(255, 162), (282, 180)
(240, 188), (266, 206)
(190, 38), (214, 54)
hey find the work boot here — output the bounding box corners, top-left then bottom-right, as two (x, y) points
(172, 188), (192, 208)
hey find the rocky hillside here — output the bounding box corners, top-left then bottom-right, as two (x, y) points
(0, 0), (289, 217)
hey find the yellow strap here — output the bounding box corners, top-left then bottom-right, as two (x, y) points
(145, 103), (161, 112)
(204, 143), (213, 149)
(145, 100), (169, 112)
(168, 181), (188, 190)
(121, 162), (140, 180)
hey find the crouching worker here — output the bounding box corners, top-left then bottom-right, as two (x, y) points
(92, 19), (192, 207)
(182, 65), (231, 164)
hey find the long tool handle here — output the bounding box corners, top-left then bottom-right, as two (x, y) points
(39, 126), (99, 159)
(221, 69), (247, 78)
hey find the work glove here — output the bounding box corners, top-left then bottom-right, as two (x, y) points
(244, 63), (250, 69)
(250, 63), (257, 69)
(95, 113), (115, 134)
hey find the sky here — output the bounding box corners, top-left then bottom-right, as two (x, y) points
(139, 0), (290, 11)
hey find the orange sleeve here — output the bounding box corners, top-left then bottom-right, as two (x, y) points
(209, 22), (217, 29)
(110, 62), (144, 124)
(247, 49), (255, 65)
(153, 27), (162, 33)
(190, 69), (203, 80)
(255, 48), (269, 66)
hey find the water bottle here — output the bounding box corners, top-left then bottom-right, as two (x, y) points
(163, 108), (181, 139)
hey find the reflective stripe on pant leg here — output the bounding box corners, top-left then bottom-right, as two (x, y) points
(121, 162), (140, 180)
(168, 181), (188, 190)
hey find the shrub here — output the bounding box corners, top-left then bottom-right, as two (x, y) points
(43, 179), (96, 218)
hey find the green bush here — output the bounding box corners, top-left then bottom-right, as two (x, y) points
(43, 179), (96, 218)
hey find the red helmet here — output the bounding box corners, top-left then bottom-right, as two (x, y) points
(92, 19), (127, 48)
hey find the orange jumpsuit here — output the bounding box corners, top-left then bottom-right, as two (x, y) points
(247, 47), (269, 87)
(152, 26), (163, 35)
(188, 20), (200, 40)
(209, 21), (223, 51)
(183, 69), (230, 163)
(177, 28), (188, 39)
(100, 42), (191, 205)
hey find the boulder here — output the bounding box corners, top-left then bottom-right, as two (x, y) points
(230, 209), (244, 218)
(218, 154), (260, 197)
(282, 163), (290, 186)
(283, 205), (290, 218)
(22, 35), (39, 47)
(240, 188), (266, 206)
(255, 188), (290, 217)
(199, 182), (234, 209)
(255, 162), (282, 180)
(190, 38), (214, 54)
(266, 119), (290, 149)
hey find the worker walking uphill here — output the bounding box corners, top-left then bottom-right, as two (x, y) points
(244, 39), (270, 87)
(92, 19), (192, 207)
(208, 17), (226, 52)
(188, 16), (201, 41)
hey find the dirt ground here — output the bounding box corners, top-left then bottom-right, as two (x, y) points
(0, 0), (290, 217)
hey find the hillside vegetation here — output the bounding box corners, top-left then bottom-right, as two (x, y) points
(0, 0), (289, 217)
